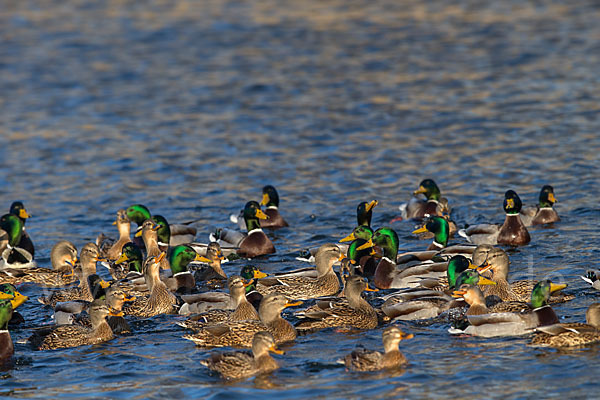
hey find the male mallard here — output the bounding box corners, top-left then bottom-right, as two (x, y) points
(448, 280), (563, 337)
(0, 283), (28, 327)
(30, 299), (120, 350)
(213, 201), (276, 259)
(458, 190), (531, 246)
(339, 326), (413, 371)
(163, 245), (202, 292)
(193, 242), (228, 283)
(357, 200), (378, 227)
(398, 179), (450, 220)
(178, 275), (259, 330)
(295, 275), (378, 331)
(201, 331), (283, 380)
(126, 204), (196, 247)
(182, 293), (301, 347)
(520, 185), (560, 226)
(152, 214), (196, 249)
(135, 219), (170, 270)
(123, 252), (177, 317)
(410, 255), (486, 292)
(0, 299), (14, 363)
(9, 201), (34, 258)
(231, 185), (290, 230)
(255, 243), (342, 299)
(531, 303), (600, 347)
(0, 213), (34, 268)
(96, 209), (132, 260)
(38, 243), (108, 307)
(106, 243), (146, 289)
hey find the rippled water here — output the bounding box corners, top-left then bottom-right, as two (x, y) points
(1, 0), (600, 398)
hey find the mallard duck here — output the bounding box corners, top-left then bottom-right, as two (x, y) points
(38, 243), (108, 307)
(346, 237), (380, 278)
(458, 190), (531, 246)
(201, 331), (283, 380)
(255, 243), (342, 299)
(0, 299), (14, 363)
(531, 303), (600, 347)
(213, 201), (276, 259)
(451, 284), (533, 316)
(339, 326), (413, 371)
(126, 204), (197, 247)
(51, 240), (78, 272)
(30, 299), (120, 350)
(179, 265), (268, 315)
(123, 252), (177, 317)
(230, 185), (290, 230)
(409, 255), (486, 292)
(193, 242), (228, 283)
(0, 283), (29, 310)
(295, 275), (378, 331)
(96, 209), (132, 260)
(178, 276), (259, 330)
(0, 213), (34, 268)
(110, 242), (145, 281)
(9, 201), (34, 258)
(182, 293), (301, 347)
(356, 200), (378, 227)
(397, 179), (450, 220)
(162, 245), (202, 293)
(135, 219), (170, 270)
(448, 280), (563, 337)
(520, 185), (560, 226)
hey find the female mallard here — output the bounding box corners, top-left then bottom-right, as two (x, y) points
(163, 245), (202, 292)
(295, 275), (378, 331)
(30, 299), (120, 350)
(531, 303), (600, 347)
(126, 204), (196, 247)
(123, 253), (177, 317)
(458, 190), (531, 246)
(255, 243), (342, 299)
(179, 265), (267, 315)
(38, 243), (108, 307)
(0, 299), (14, 363)
(194, 242), (228, 283)
(520, 185), (560, 226)
(9, 201), (34, 259)
(96, 209), (131, 260)
(213, 201), (275, 259)
(448, 280), (563, 337)
(339, 326), (413, 371)
(201, 331), (283, 380)
(178, 275), (259, 330)
(398, 179), (449, 220)
(135, 219), (170, 270)
(182, 293), (301, 347)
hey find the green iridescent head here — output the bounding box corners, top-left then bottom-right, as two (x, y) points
(347, 238), (374, 263)
(151, 215), (171, 244)
(240, 265), (268, 292)
(0, 214), (23, 248)
(371, 227), (400, 260)
(168, 245), (200, 274)
(0, 299), (13, 330)
(538, 185), (556, 208)
(531, 280), (567, 309)
(447, 255), (476, 289)
(260, 185), (280, 208)
(126, 204), (152, 226)
(0, 283), (28, 309)
(243, 201), (268, 231)
(115, 242), (144, 273)
(9, 201), (31, 223)
(413, 216), (449, 247)
(454, 269), (496, 288)
(414, 179), (441, 201)
(356, 200), (378, 227)
(340, 225), (373, 243)
(503, 190), (522, 214)
(87, 274), (108, 300)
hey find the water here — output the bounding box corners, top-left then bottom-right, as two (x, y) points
(1, 0), (600, 398)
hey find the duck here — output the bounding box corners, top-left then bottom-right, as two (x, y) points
(9, 201), (34, 259)
(182, 293), (301, 347)
(295, 275), (378, 331)
(193, 242), (228, 283)
(179, 265), (267, 315)
(212, 201), (276, 259)
(51, 240), (78, 273)
(398, 179), (450, 220)
(135, 219), (170, 270)
(339, 326), (413, 371)
(0, 283), (28, 327)
(520, 185), (560, 226)
(408, 254), (487, 292)
(0, 213), (34, 268)
(201, 331), (283, 380)
(531, 303), (600, 347)
(345, 234), (380, 278)
(448, 280), (563, 338)
(177, 276), (259, 330)
(29, 299), (120, 350)
(126, 204), (197, 247)
(152, 214), (196, 249)
(107, 242), (145, 284)
(123, 252), (177, 317)
(356, 200), (378, 227)
(163, 245), (202, 293)
(0, 299), (14, 363)
(458, 190), (531, 246)
(38, 243), (108, 307)
(96, 209), (132, 260)
(231, 185), (290, 230)
(255, 243), (342, 299)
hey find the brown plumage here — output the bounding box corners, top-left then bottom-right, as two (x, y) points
(237, 229), (275, 259)
(97, 209), (132, 260)
(340, 326), (413, 371)
(138, 219), (170, 270)
(531, 304), (600, 347)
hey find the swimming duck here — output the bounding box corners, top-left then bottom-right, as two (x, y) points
(255, 243), (342, 299)
(0, 299), (14, 363)
(458, 190), (531, 246)
(135, 219), (170, 270)
(38, 243), (108, 307)
(123, 252), (177, 317)
(178, 276), (259, 330)
(51, 240), (78, 273)
(339, 326), (413, 371)
(345, 235), (380, 278)
(9, 201), (34, 258)
(201, 331), (283, 380)
(295, 275), (378, 331)
(213, 201), (276, 259)
(230, 185), (290, 230)
(179, 265), (267, 315)
(357, 200), (378, 227)
(409, 255), (486, 292)
(0, 283), (29, 310)
(531, 303), (600, 347)
(163, 245), (202, 293)
(151, 214), (196, 249)
(0, 214), (34, 268)
(398, 179), (450, 220)
(30, 299), (120, 350)
(126, 204), (197, 247)
(448, 280), (563, 338)
(519, 185), (560, 226)
(193, 242), (228, 283)
(96, 209), (132, 260)
(108, 242), (145, 284)
(182, 293), (301, 347)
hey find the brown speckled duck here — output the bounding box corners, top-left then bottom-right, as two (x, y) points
(96, 209), (132, 260)
(531, 303), (600, 348)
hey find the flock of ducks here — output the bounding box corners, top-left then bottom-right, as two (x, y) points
(0, 181), (597, 380)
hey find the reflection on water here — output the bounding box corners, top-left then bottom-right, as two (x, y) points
(1, 0), (600, 398)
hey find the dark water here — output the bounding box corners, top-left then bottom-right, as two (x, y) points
(1, 0), (600, 398)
